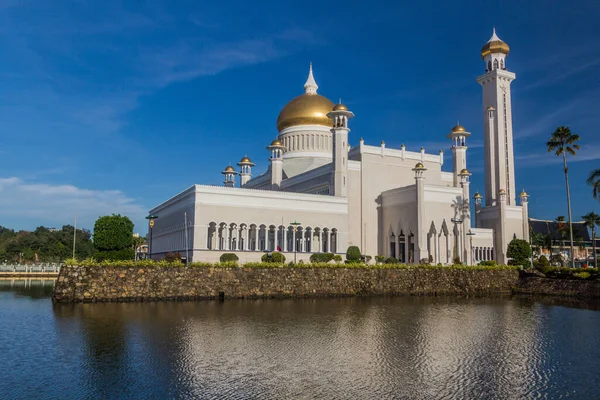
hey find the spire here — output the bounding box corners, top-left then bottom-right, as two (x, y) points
(488, 27), (501, 42)
(304, 62), (318, 94)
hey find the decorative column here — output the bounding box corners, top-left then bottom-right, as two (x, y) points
(237, 156), (255, 186)
(520, 190), (530, 241)
(221, 166), (237, 188)
(413, 162), (427, 263)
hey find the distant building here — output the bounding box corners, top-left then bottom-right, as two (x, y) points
(149, 29), (529, 264)
(529, 218), (592, 261)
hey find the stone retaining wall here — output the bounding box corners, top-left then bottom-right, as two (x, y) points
(52, 265), (520, 303)
(516, 276), (600, 298)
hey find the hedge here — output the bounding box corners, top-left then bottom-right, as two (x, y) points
(64, 258), (518, 271)
(220, 253), (239, 262)
(261, 252), (286, 263)
(536, 265), (599, 281)
(310, 253), (334, 263)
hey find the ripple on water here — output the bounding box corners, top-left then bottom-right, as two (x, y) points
(1, 291), (600, 399)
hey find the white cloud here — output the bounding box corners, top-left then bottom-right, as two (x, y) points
(0, 177), (146, 229)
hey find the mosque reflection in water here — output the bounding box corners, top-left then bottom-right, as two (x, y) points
(49, 296), (600, 399)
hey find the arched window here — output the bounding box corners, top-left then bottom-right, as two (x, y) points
(493, 59), (499, 70)
(487, 60), (491, 72)
(500, 59), (504, 70)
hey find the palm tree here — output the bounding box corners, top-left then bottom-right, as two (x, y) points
(547, 126), (580, 267)
(586, 169), (600, 200)
(582, 212), (600, 268)
(555, 215), (568, 265)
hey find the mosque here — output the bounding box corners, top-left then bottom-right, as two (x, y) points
(148, 29), (530, 264)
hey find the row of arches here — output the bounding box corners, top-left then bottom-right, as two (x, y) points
(486, 58), (505, 72)
(281, 133), (331, 153)
(473, 247), (494, 262)
(207, 223), (338, 253)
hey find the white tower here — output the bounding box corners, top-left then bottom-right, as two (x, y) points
(327, 103), (354, 197)
(221, 165), (237, 188)
(477, 28), (516, 205)
(267, 139), (286, 190)
(447, 124), (470, 188)
(237, 156), (255, 186)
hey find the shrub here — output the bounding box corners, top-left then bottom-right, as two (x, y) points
(479, 260), (497, 266)
(164, 252), (182, 262)
(219, 253), (239, 262)
(375, 255), (385, 264)
(310, 253), (334, 263)
(453, 257), (461, 265)
(385, 257), (399, 264)
(333, 254), (342, 263)
(94, 248), (135, 261)
(573, 271), (591, 280)
(538, 255), (550, 267)
(261, 251), (286, 263)
(93, 214), (134, 253)
(507, 239), (531, 267)
(346, 246), (361, 262)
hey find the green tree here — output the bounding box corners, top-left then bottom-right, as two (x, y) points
(346, 246), (361, 263)
(547, 126), (580, 267)
(93, 214), (134, 260)
(582, 211), (600, 268)
(507, 238), (531, 268)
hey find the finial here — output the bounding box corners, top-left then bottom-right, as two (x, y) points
(304, 62), (318, 94)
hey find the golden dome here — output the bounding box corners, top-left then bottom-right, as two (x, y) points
(223, 165), (235, 173)
(414, 162), (425, 169)
(486, 106), (495, 111)
(473, 192), (482, 199)
(481, 29), (510, 59)
(277, 93), (334, 132)
(452, 124), (466, 133)
(239, 156), (252, 164)
(460, 168), (470, 175)
(332, 103), (348, 111)
(520, 190), (529, 197)
(498, 188), (506, 194)
(270, 139), (283, 147)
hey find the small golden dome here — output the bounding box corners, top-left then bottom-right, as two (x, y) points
(239, 156), (252, 164)
(460, 168), (469, 175)
(415, 162), (424, 169)
(486, 105), (495, 111)
(224, 165), (235, 173)
(270, 139), (283, 147)
(277, 93), (334, 132)
(498, 188), (506, 194)
(473, 192), (482, 199)
(452, 124), (466, 133)
(332, 103), (348, 111)
(481, 29), (510, 59)
(520, 190), (529, 197)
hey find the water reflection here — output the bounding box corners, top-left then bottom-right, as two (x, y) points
(0, 278), (55, 298)
(2, 282), (600, 399)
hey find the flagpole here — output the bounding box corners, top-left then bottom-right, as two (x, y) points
(72, 214), (77, 259)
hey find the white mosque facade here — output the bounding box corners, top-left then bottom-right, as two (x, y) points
(148, 30), (530, 264)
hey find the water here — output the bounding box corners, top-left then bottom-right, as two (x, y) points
(1, 280), (600, 399)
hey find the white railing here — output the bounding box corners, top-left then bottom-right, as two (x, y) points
(0, 263), (62, 273)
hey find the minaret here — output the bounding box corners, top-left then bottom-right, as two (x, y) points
(413, 162), (427, 262)
(221, 165), (237, 188)
(267, 139), (286, 190)
(459, 168), (472, 263)
(237, 156), (255, 186)
(477, 28), (516, 205)
(520, 190), (530, 241)
(327, 103), (354, 197)
(447, 124), (470, 187)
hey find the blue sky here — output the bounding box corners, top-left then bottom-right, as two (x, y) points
(0, 0), (599, 232)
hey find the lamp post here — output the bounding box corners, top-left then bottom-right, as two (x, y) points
(145, 214), (159, 259)
(290, 221), (301, 264)
(451, 217), (463, 263)
(466, 230), (476, 266)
